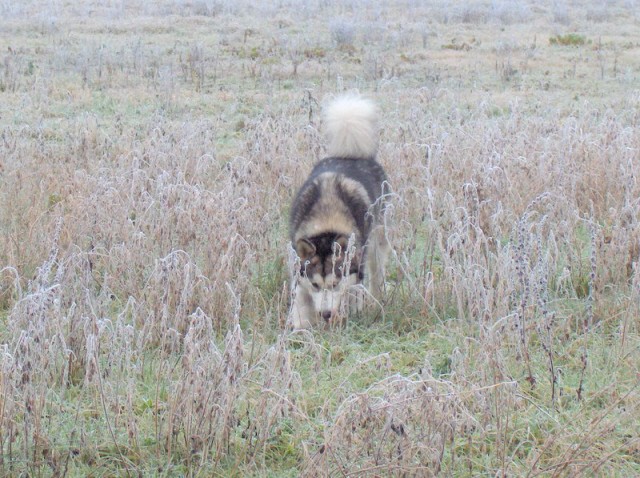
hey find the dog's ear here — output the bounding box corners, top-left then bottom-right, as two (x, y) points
(295, 238), (316, 261)
(333, 235), (349, 256)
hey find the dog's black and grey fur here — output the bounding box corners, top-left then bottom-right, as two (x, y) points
(288, 95), (390, 329)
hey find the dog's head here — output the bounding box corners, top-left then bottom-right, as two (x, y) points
(295, 233), (363, 323)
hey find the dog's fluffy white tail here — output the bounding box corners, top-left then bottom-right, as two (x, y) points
(324, 95), (379, 159)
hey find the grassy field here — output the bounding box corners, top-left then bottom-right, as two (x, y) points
(1, 0), (639, 476)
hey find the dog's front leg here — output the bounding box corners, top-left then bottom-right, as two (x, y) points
(288, 285), (314, 330)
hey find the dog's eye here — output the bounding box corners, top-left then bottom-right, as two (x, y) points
(311, 281), (320, 290)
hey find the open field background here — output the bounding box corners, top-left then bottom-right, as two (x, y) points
(1, 0), (640, 476)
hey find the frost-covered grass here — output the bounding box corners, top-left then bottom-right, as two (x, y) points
(1, 1), (639, 476)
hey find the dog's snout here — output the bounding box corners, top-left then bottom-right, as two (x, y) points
(321, 310), (332, 321)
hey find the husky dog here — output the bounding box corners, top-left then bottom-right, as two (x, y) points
(288, 95), (390, 329)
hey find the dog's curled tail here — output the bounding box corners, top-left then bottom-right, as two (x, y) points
(324, 94), (379, 159)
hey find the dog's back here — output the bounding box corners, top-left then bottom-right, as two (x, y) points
(290, 157), (387, 246)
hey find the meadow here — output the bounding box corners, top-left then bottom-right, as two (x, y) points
(1, 0), (639, 476)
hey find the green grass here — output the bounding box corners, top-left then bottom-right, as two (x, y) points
(549, 33), (589, 46)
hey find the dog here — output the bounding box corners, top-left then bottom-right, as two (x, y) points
(288, 95), (390, 329)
